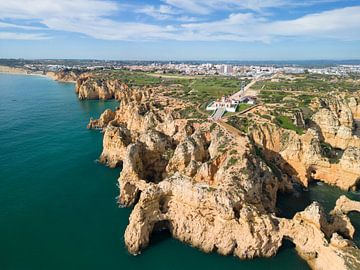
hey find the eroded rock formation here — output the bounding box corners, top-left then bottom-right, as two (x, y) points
(280, 199), (360, 270)
(250, 95), (360, 191)
(46, 69), (82, 82)
(75, 74), (128, 100)
(311, 95), (360, 149)
(85, 81), (360, 270)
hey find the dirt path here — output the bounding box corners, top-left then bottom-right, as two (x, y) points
(217, 120), (243, 138)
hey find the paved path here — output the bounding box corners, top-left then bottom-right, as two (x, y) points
(212, 108), (225, 120)
(230, 78), (260, 101)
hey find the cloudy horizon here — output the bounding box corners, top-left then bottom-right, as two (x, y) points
(0, 0), (360, 60)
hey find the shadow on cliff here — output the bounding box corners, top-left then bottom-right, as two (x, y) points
(252, 145), (314, 219)
(255, 143), (315, 218)
(276, 186), (313, 219)
(148, 220), (173, 248)
(349, 212), (360, 246)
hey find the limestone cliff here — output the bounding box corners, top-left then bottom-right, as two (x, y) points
(280, 198), (360, 270)
(87, 83), (360, 270)
(46, 70), (82, 82)
(250, 123), (360, 190)
(75, 74), (128, 100)
(250, 95), (360, 191)
(311, 95), (360, 149)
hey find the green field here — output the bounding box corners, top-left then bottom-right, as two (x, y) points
(253, 74), (360, 93)
(102, 70), (250, 106)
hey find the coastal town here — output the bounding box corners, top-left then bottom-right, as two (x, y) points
(2, 59), (360, 78)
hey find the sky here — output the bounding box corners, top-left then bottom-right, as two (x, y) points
(0, 0), (360, 60)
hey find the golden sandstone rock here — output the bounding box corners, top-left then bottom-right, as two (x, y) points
(81, 75), (360, 270)
(250, 96), (360, 191)
(75, 74), (128, 100)
(46, 70), (80, 82)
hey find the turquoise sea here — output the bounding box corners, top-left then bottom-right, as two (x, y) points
(0, 73), (359, 270)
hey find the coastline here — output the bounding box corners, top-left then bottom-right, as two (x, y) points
(0, 66), (75, 82)
(0, 65), (46, 77)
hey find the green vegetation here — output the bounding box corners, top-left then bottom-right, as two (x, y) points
(237, 103), (252, 112)
(253, 146), (283, 179)
(177, 107), (205, 119)
(162, 149), (175, 161)
(260, 114), (272, 120)
(227, 116), (252, 134)
(229, 149), (237, 155)
(274, 115), (304, 135)
(253, 74), (360, 93)
(226, 157), (238, 169)
(210, 123), (217, 132)
(259, 91), (291, 103)
(102, 69), (165, 87)
(320, 142), (342, 164)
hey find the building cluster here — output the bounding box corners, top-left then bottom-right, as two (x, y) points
(206, 94), (257, 113)
(206, 96), (239, 113)
(19, 60), (360, 77)
(106, 63), (360, 77)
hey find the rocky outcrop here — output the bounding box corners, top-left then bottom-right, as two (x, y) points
(280, 199), (360, 270)
(332, 195), (360, 215)
(293, 110), (306, 129)
(311, 96), (360, 149)
(250, 122), (360, 190)
(250, 95), (360, 191)
(121, 125), (286, 257)
(87, 109), (116, 129)
(46, 69), (82, 82)
(348, 97), (360, 119)
(88, 85), (360, 270)
(75, 74), (128, 100)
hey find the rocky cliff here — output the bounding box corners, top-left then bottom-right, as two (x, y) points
(86, 83), (360, 270)
(280, 198), (360, 270)
(250, 123), (360, 190)
(250, 95), (360, 191)
(75, 74), (128, 100)
(311, 95), (360, 149)
(46, 70), (82, 82)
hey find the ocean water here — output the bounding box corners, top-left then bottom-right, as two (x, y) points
(0, 73), (357, 270)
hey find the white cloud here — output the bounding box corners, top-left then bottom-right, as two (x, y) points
(42, 17), (177, 41)
(135, 4), (199, 22)
(179, 6), (360, 41)
(0, 0), (359, 43)
(164, 0), (347, 14)
(0, 22), (44, 30)
(0, 32), (49, 40)
(0, 0), (118, 19)
(135, 5), (179, 20)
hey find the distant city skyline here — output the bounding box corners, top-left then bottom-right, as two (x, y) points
(0, 0), (360, 60)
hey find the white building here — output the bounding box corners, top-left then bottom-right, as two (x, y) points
(206, 96), (239, 112)
(219, 65), (234, 75)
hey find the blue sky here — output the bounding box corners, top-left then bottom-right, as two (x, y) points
(0, 0), (360, 60)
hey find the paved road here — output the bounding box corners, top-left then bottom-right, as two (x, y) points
(230, 78), (260, 100)
(212, 108), (225, 120)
